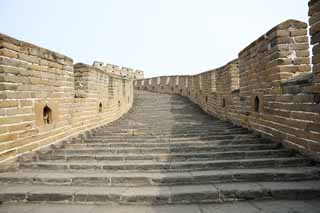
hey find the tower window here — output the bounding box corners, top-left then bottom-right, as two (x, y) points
(99, 102), (103, 113)
(254, 96), (260, 113)
(222, 98), (226, 108)
(43, 105), (52, 125)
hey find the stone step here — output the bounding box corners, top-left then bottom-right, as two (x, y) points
(35, 149), (292, 162)
(91, 127), (250, 134)
(1, 167), (319, 187)
(48, 143), (280, 155)
(62, 139), (271, 148)
(85, 134), (254, 140)
(18, 157), (312, 172)
(1, 181), (320, 204)
(68, 135), (263, 143)
(90, 129), (249, 136)
(77, 135), (258, 143)
(99, 125), (235, 131)
(2, 200), (320, 213)
(89, 131), (252, 138)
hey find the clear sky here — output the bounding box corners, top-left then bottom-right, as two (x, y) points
(0, 0), (308, 78)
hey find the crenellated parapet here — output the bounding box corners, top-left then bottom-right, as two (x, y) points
(92, 61), (144, 79)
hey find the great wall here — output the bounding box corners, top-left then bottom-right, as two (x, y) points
(0, 0), (319, 212)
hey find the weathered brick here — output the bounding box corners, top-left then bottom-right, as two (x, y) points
(0, 100), (18, 108)
(0, 133), (18, 142)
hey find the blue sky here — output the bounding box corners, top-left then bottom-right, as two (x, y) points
(0, 0), (308, 78)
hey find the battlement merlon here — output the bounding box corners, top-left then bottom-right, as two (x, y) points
(134, 70), (144, 79)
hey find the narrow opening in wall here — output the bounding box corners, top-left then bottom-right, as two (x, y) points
(161, 86), (164, 90)
(152, 86), (155, 91)
(43, 105), (52, 125)
(222, 98), (226, 108)
(118, 100), (121, 108)
(180, 89), (183, 94)
(254, 96), (260, 113)
(171, 87), (174, 92)
(314, 94), (320, 105)
(205, 96), (208, 103)
(99, 102), (103, 113)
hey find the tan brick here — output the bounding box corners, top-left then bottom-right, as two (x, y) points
(16, 142), (39, 154)
(0, 115), (34, 125)
(0, 149), (16, 161)
(0, 48), (18, 58)
(20, 100), (33, 107)
(7, 123), (33, 132)
(0, 133), (18, 142)
(6, 107), (33, 116)
(0, 100), (18, 108)
(0, 41), (20, 52)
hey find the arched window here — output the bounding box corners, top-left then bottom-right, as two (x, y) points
(43, 105), (52, 125)
(254, 96), (260, 113)
(222, 98), (226, 108)
(99, 102), (103, 113)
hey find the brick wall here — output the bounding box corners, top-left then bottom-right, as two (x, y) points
(0, 33), (134, 166)
(72, 63), (133, 132)
(309, 0), (320, 95)
(135, 19), (320, 160)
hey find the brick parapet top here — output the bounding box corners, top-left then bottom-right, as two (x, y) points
(0, 32), (73, 65)
(140, 59), (239, 81)
(74, 63), (130, 80)
(238, 19), (308, 57)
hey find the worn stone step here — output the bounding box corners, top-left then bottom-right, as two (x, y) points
(62, 139), (271, 149)
(89, 132), (252, 139)
(91, 128), (250, 135)
(78, 135), (258, 143)
(91, 129), (249, 136)
(36, 150), (293, 162)
(18, 157), (312, 172)
(2, 168), (319, 187)
(101, 123), (231, 128)
(48, 143), (281, 155)
(1, 181), (320, 204)
(85, 134), (254, 141)
(2, 200), (320, 213)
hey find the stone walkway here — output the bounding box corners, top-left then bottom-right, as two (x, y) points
(0, 90), (319, 209)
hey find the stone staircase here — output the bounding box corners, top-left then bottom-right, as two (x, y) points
(0, 90), (320, 205)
